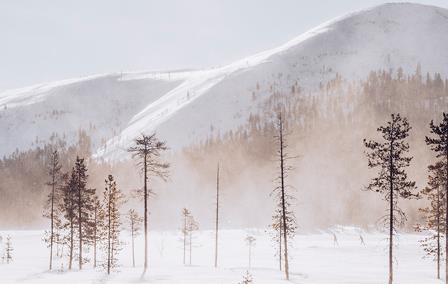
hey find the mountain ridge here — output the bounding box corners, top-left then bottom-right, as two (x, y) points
(1, 2), (448, 159)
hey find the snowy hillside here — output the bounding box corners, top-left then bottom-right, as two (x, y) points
(1, 3), (448, 158)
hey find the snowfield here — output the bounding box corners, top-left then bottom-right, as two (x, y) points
(0, 228), (442, 283)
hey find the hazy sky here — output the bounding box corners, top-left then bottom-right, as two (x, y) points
(1, 0), (447, 91)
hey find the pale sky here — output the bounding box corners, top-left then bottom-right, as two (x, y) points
(1, 0), (447, 91)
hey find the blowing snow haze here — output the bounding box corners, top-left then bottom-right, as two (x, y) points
(3, 2), (448, 284)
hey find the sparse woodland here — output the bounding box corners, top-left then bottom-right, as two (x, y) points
(1, 68), (448, 282)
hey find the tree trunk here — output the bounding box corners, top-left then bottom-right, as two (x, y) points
(183, 215), (187, 265)
(132, 219), (135, 268)
(69, 217), (74, 270)
(143, 151), (149, 275)
(78, 179), (83, 270)
(279, 116), (289, 280)
(189, 231), (192, 265)
(93, 206), (97, 268)
(445, 149), (448, 284)
(279, 217), (282, 271)
(437, 185), (441, 279)
(214, 163), (219, 268)
(248, 245), (252, 269)
(49, 169), (55, 270)
(388, 137), (394, 284)
(107, 187), (111, 275)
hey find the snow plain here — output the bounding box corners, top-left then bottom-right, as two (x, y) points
(0, 227), (442, 283)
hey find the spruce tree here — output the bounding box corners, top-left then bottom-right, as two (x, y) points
(364, 113), (417, 284)
(128, 133), (169, 276)
(426, 112), (448, 283)
(103, 174), (125, 274)
(61, 171), (77, 270)
(43, 150), (62, 270)
(73, 157), (95, 270)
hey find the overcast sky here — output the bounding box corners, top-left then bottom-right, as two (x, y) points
(1, 0), (447, 91)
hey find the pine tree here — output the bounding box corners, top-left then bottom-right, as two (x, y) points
(245, 235), (256, 269)
(416, 161), (446, 279)
(4, 235), (13, 264)
(271, 112), (297, 280)
(181, 208), (191, 265)
(61, 171), (77, 270)
(103, 174), (124, 274)
(426, 112), (448, 283)
(73, 157), (95, 270)
(127, 209), (142, 268)
(364, 113), (417, 284)
(43, 150), (62, 270)
(128, 133), (169, 276)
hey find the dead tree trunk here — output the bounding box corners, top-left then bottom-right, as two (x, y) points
(214, 163), (220, 268)
(143, 151), (149, 274)
(278, 115), (290, 280)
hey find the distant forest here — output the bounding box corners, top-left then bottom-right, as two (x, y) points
(1, 66), (448, 229)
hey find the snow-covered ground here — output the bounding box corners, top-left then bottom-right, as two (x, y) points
(0, 227), (442, 283)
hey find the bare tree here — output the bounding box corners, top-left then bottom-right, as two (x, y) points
(364, 113), (417, 284)
(271, 112), (297, 280)
(426, 112), (448, 283)
(128, 133), (169, 276)
(214, 163), (220, 268)
(127, 209), (143, 268)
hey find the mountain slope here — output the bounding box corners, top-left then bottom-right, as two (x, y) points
(1, 3), (448, 158)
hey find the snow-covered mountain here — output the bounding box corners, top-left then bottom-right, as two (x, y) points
(1, 3), (448, 159)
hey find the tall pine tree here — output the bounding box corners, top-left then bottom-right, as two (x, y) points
(426, 112), (448, 283)
(128, 133), (169, 277)
(364, 113), (417, 284)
